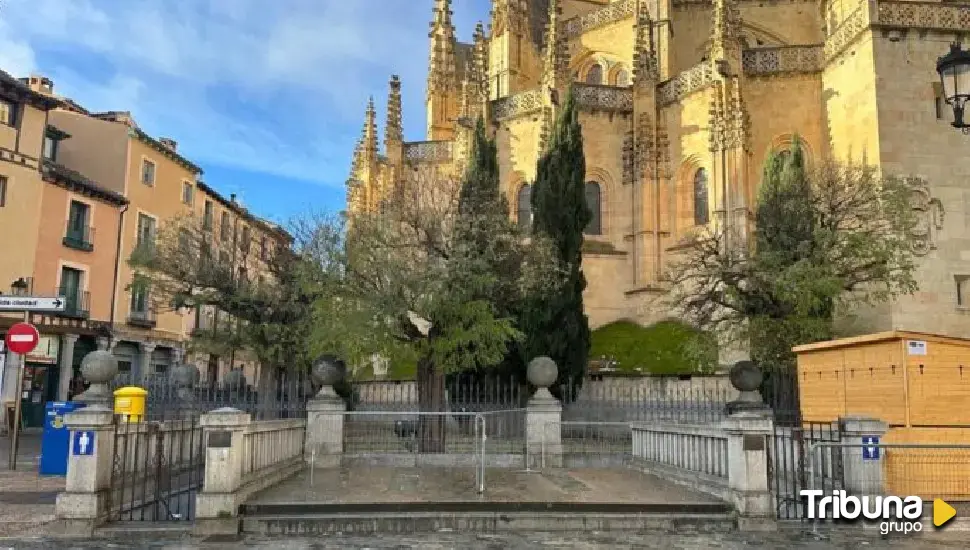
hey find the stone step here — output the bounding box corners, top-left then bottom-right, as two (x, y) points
(239, 502), (736, 535)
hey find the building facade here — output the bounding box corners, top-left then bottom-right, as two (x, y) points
(1, 73), (289, 430)
(347, 0), (970, 338)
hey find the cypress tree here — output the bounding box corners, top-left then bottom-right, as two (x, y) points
(458, 117), (506, 216)
(522, 88), (591, 393)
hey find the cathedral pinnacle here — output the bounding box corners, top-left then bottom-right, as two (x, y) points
(385, 75), (403, 149)
(363, 96), (378, 158)
(542, 0), (568, 90)
(633, 0), (659, 85)
(710, 0), (742, 62)
(428, 0), (458, 94)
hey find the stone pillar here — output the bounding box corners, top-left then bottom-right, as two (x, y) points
(57, 334), (79, 401)
(305, 356), (346, 468)
(137, 342), (156, 384)
(723, 411), (775, 531)
(53, 405), (116, 536)
(75, 351), (119, 408)
(194, 407), (250, 536)
(526, 357), (562, 469)
(839, 416), (888, 496)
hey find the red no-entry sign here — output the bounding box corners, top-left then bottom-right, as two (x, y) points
(5, 322), (40, 355)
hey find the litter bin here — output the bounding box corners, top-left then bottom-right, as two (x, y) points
(39, 401), (88, 476)
(113, 386), (147, 422)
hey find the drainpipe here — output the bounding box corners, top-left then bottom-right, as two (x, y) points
(108, 203), (129, 346)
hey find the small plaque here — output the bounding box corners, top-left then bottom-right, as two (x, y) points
(208, 430), (232, 448)
(743, 434), (765, 451)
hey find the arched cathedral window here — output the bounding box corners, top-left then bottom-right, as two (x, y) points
(585, 182), (602, 235)
(693, 168), (709, 226)
(517, 184), (532, 229)
(615, 69), (630, 87)
(586, 64), (603, 85)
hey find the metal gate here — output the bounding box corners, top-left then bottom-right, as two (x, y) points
(108, 417), (205, 522)
(764, 368), (845, 520)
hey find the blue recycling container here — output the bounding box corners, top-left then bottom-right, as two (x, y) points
(39, 401), (87, 476)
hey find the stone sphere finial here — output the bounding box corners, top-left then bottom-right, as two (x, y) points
(80, 350), (119, 385)
(311, 354), (345, 387)
(729, 360), (762, 393)
(527, 356), (558, 389)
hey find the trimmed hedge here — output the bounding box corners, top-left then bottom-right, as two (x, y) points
(589, 319), (717, 375)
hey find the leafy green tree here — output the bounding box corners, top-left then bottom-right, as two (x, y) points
(521, 88), (592, 394)
(666, 140), (920, 371)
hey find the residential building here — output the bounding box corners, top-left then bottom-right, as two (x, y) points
(347, 0), (970, 347)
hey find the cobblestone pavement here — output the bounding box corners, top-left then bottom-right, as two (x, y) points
(0, 434), (62, 538)
(1, 529), (969, 549)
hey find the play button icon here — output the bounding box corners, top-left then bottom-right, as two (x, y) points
(934, 499), (956, 528)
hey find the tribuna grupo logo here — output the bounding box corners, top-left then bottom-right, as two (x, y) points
(801, 490), (925, 535)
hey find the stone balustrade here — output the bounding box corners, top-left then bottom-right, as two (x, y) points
(573, 83), (634, 112)
(403, 140), (453, 162)
(562, 0), (635, 39)
(631, 422), (731, 499)
(240, 419), (306, 486)
(742, 45), (824, 76)
(490, 89), (543, 120)
(658, 62), (715, 107)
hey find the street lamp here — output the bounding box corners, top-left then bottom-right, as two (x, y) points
(10, 277), (28, 296)
(936, 42), (970, 132)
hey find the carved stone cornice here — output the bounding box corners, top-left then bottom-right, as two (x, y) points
(657, 62), (716, 107)
(562, 0), (635, 39)
(741, 45), (824, 76)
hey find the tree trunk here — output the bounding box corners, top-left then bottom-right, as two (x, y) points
(416, 354), (446, 453)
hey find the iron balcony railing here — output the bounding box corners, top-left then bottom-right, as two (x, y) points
(56, 286), (91, 318)
(63, 222), (95, 252)
(127, 308), (157, 328)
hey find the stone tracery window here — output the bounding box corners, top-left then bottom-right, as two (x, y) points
(584, 182), (602, 235)
(615, 69), (630, 86)
(693, 168), (709, 226)
(517, 184), (532, 229)
(586, 64), (604, 85)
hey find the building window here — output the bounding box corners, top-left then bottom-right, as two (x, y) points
(957, 275), (970, 307)
(615, 69), (630, 86)
(260, 237), (268, 261)
(220, 211), (231, 241)
(0, 175), (7, 207)
(584, 182), (602, 235)
(59, 266), (84, 316)
(586, 64), (604, 85)
(0, 99), (15, 126)
(130, 275), (150, 313)
(203, 200), (214, 230)
(241, 226), (251, 254)
(181, 182), (194, 205)
(43, 136), (58, 161)
(693, 168), (710, 226)
(141, 159), (156, 186)
(64, 200), (92, 250)
(136, 213), (156, 252)
(517, 184), (532, 229)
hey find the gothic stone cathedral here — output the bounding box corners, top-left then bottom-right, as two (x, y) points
(347, 0), (970, 339)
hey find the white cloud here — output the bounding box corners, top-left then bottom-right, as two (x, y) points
(0, 0), (488, 187)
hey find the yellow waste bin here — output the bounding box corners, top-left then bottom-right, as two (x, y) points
(113, 386), (147, 422)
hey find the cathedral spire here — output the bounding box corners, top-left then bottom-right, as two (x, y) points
(633, 0), (659, 86)
(542, 0), (568, 91)
(363, 96), (379, 159)
(428, 0), (457, 96)
(384, 75), (403, 150)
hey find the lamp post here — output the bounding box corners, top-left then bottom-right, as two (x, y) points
(7, 277), (30, 470)
(936, 43), (970, 133)
(10, 277), (28, 296)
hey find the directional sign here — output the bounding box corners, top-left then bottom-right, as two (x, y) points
(5, 323), (40, 355)
(73, 431), (95, 456)
(862, 435), (880, 461)
(0, 296), (65, 312)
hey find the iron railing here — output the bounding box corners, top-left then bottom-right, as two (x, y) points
(55, 286), (90, 318)
(63, 222), (95, 252)
(127, 309), (157, 328)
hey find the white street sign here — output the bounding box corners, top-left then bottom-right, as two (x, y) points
(0, 296), (67, 312)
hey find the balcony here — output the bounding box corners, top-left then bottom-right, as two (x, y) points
(63, 224), (95, 252)
(56, 287), (90, 319)
(127, 309), (157, 328)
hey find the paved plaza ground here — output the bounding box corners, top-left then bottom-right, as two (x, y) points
(250, 466), (721, 505)
(2, 530), (970, 549)
(0, 434), (61, 538)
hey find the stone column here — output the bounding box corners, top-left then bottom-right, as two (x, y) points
(723, 410), (776, 531)
(194, 407), (251, 536)
(74, 351), (119, 408)
(526, 357), (562, 469)
(305, 356), (346, 468)
(57, 334), (79, 401)
(136, 342), (156, 385)
(839, 416), (888, 496)
(53, 405), (116, 536)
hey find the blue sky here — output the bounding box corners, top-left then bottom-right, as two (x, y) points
(0, 0), (490, 224)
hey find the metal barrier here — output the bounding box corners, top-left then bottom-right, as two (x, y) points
(808, 442), (970, 532)
(340, 409), (527, 493)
